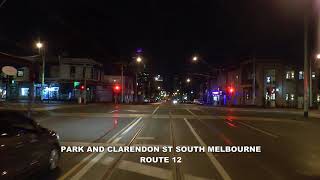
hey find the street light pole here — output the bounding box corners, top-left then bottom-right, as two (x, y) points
(304, 13), (309, 118)
(36, 41), (45, 101)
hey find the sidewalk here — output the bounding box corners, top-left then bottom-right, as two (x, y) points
(0, 101), (95, 111)
(204, 105), (320, 119)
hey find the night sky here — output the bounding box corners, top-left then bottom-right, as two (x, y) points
(0, 0), (316, 79)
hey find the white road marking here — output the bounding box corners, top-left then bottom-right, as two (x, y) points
(152, 105), (160, 115)
(68, 117), (143, 179)
(111, 137), (122, 144)
(184, 118), (232, 180)
(186, 109), (198, 117)
(102, 156), (115, 166)
(60, 142), (125, 147)
(127, 109), (138, 112)
(136, 137), (155, 140)
(236, 121), (279, 138)
(184, 174), (213, 180)
(117, 160), (172, 179)
(117, 159), (212, 180)
(122, 117), (142, 134)
(106, 117), (140, 143)
(59, 117), (141, 180)
(70, 151), (106, 180)
(110, 109), (119, 113)
(58, 153), (96, 180)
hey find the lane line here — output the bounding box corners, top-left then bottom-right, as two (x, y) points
(236, 121), (279, 138)
(58, 153), (96, 180)
(121, 117), (142, 134)
(61, 142), (125, 147)
(68, 117), (143, 180)
(184, 174), (212, 180)
(152, 105), (160, 115)
(184, 118), (232, 180)
(136, 137), (155, 140)
(109, 110), (119, 113)
(117, 160), (172, 180)
(106, 117), (140, 143)
(186, 109), (198, 118)
(70, 152), (107, 180)
(58, 117), (140, 180)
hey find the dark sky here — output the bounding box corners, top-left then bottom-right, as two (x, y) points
(0, 0), (316, 77)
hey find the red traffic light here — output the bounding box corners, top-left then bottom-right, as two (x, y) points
(228, 87), (234, 93)
(113, 85), (121, 93)
(80, 85), (85, 90)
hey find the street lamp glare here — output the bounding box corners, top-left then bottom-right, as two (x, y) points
(136, 56), (142, 63)
(36, 42), (43, 49)
(316, 53), (320, 60)
(192, 56), (198, 61)
(186, 78), (191, 83)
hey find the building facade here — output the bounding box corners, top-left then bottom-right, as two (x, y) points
(212, 58), (320, 108)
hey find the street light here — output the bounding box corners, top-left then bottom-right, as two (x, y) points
(186, 78), (191, 83)
(157, 86), (161, 90)
(136, 56), (142, 63)
(316, 53), (320, 60)
(36, 42), (43, 49)
(36, 41), (45, 101)
(192, 56), (198, 62)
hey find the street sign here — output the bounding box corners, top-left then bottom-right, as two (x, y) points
(2, 66), (17, 76)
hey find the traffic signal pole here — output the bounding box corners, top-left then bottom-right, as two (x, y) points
(121, 64), (124, 103)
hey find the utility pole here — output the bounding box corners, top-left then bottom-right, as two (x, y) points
(27, 64), (35, 118)
(310, 56), (312, 107)
(304, 13), (309, 118)
(121, 64), (124, 103)
(135, 72), (138, 103)
(252, 56), (256, 105)
(83, 64), (87, 104)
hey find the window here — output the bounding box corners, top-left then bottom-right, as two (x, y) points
(266, 76), (271, 84)
(70, 66), (76, 78)
(17, 69), (24, 77)
(299, 71), (304, 80)
(286, 71), (295, 79)
(20, 88), (29, 96)
(270, 93), (276, 100)
(290, 94), (294, 101)
(312, 72), (316, 79)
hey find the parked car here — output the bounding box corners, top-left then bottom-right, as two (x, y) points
(0, 111), (60, 179)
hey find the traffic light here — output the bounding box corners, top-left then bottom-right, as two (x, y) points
(113, 85), (121, 93)
(80, 85), (85, 91)
(227, 87), (234, 94)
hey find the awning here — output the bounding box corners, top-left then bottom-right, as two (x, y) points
(0, 52), (34, 68)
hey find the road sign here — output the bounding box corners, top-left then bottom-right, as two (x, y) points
(2, 66), (17, 76)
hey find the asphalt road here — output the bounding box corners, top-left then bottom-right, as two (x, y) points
(33, 103), (320, 180)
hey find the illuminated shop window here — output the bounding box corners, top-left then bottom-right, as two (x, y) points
(20, 88), (29, 96)
(290, 94), (294, 101)
(299, 71), (304, 80)
(266, 76), (271, 84)
(286, 71), (295, 79)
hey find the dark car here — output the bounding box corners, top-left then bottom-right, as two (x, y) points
(0, 111), (60, 179)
